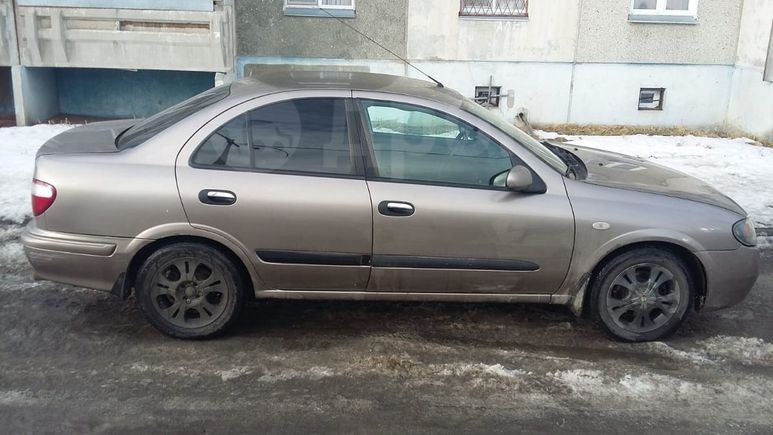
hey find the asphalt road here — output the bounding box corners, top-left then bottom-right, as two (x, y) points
(1, 223), (772, 434)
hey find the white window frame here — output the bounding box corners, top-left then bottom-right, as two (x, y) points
(630, 0), (698, 17)
(285, 0), (355, 11)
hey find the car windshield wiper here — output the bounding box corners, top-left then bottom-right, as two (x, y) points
(542, 141), (587, 180)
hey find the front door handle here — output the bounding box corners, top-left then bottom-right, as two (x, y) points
(199, 189), (237, 205)
(378, 201), (415, 217)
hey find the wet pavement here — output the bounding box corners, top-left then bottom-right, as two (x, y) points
(1, 223), (772, 434)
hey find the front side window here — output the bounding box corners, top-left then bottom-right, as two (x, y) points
(360, 100), (514, 188)
(193, 98), (354, 177)
(631, 0), (698, 16)
(459, 0), (528, 18)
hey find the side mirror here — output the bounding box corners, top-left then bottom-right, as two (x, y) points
(506, 165), (533, 192)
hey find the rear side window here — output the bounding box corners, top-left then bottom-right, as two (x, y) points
(360, 100), (513, 188)
(192, 98), (354, 176)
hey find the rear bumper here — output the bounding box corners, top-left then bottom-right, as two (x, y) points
(21, 221), (139, 291)
(696, 245), (760, 311)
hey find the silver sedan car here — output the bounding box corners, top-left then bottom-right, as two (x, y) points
(22, 71), (759, 341)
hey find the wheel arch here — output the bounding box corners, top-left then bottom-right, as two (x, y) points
(121, 235), (257, 301)
(582, 241), (707, 316)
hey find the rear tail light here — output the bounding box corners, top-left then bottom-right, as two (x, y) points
(32, 179), (56, 216)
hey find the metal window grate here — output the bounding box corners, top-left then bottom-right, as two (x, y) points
(638, 88), (665, 111)
(460, 0), (528, 17)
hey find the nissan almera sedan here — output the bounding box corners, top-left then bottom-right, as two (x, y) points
(22, 71), (759, 341)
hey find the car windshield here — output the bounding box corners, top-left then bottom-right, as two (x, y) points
(461, 100), (569, 175)
(117, 85), (231, 150)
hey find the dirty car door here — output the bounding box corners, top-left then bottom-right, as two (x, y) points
(355, 97), (574, 295)
(177, 92), (372, 291)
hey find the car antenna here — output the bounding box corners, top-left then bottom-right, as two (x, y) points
(319, 8), (444, 88)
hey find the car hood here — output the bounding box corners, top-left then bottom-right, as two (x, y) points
(555, 143), (746, 216)
(36, 119), (138, 157)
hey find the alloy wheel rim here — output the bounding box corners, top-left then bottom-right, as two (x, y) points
(605, 263), (681, 334)
(151, 257), (229, 328)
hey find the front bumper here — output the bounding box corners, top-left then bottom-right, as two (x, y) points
(696, 245), (760, 311)
(21, 221), (140, 291)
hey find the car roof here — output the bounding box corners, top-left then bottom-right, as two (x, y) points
(228, 70), (466, 107)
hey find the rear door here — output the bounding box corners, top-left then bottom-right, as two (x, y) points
(354, 95), (574, 295)
(176, 91), (373, 291)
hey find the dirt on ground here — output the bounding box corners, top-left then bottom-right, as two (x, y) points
(1, 223), (772, 434)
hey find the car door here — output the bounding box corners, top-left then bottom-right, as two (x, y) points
(354, 95), (574, 295)
(176, 91), (373, 291)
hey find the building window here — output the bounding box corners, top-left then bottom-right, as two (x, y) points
(638, 88), (665, 111)
(765, 21), (773, 83)
(474, 86), (502, 107)
(459, 0), (528, 18)
(630, 0), (698, 23)
(284, 0), (355, 18)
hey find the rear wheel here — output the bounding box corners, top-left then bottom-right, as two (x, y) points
(136, 242), (245, 338)
(590, 248), (693, 342)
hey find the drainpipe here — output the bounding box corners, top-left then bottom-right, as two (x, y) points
(566, 0), (585, 124)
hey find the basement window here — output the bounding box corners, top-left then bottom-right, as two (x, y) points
(638, 88), (665, 111)
(284, 0), (355, 18)
(630, 0), (698, 24)
(474, 86), (502, 107)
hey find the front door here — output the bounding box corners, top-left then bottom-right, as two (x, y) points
(177, 94), (372, 291)
(356, 97), (574, 294)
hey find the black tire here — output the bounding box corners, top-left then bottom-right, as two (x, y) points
(136, 242), (245, 339)
(589, 247), (694, 342)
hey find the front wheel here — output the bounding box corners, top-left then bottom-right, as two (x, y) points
(590, 248), (694, 342)
(135, 242), (245, 339)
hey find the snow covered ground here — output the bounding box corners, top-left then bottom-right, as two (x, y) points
(0, 125), (771, 241)
(0, 124), (74, 224)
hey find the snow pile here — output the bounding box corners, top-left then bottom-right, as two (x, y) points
(550, 369), (606, 395)
(694, 335), (773, 366)
(257, 366), (334, 383)
(643, 341), (714, 365)
(537, 132), (773, 228)
(436, 362), (528, 378)
(0, 124), (75, 223)
(551, 367), (773, 416)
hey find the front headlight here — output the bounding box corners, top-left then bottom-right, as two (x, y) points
(733, 218), (757, 247)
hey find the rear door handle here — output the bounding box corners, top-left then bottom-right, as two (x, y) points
(199, 190), (237, 205)
(378, 201), (415, 217)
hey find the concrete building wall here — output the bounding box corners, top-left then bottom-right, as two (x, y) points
(13, 66), (58, 124)
(576, 0), (742, 64)
(0, 66), (13, 115)
(726, 0), (773, 143)
(407, 0), (580, 62)
(14, 4), (233, 72)
(0, 0), (18, 66)
(57, 69), (215, 118)
(410, 61), (574, 124)
(569, 63), (733, 127)
(236, 0), (407, 60)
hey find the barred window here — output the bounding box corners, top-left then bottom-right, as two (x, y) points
(459, 0), (528, 17)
